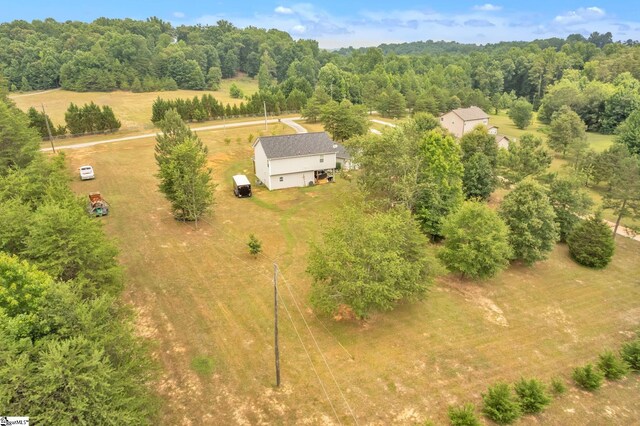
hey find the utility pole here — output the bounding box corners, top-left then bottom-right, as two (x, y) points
(263, 101), (268, 131)
(273, 263), (281, 387)
(41, 103), (56, 153)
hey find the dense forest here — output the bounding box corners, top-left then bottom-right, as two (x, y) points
(2, 19), (640, 121)
(0, 79), (156, 422)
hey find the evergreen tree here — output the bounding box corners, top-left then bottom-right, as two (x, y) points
(100, 105), (121, 131)
(0, 100), (41, 172)
(567, 214), (615, 268)
(229, 83), (243, 99)
(159, 135), (215, 225)
(154, 109), (193, 166)
(131, 77), (143, 92)
(247, 234), (262, 257)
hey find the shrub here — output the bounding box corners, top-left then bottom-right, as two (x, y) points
(229, 83), (244, 99)
(551, 377), (567, 395)
(572, 364), (604, 391)
(448, 403), (481, 426)
(482, 383), (521, 424)
(513, 378), (551, 414)
(598, 350), (629, 380)
(620, 336), (640, 371)
(567, 215), (615, 268)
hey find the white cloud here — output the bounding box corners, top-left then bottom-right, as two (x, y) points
(275, 6), (294, 15)
(173, 11), (185, 19)
(189, 5), (640, 50)
(291, 24), (306, 34)
(473, 4), (502, 12)
(553, 6), (605, 25)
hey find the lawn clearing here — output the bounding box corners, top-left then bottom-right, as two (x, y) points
(61, 113), (640, 425)
(10, 77), (259, 130)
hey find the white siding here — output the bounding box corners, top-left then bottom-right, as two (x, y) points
(269, 153), (336, 175)
(254, 142), (270, 188)
(269, 172), (312, 190)
(462, 119), (488, 135)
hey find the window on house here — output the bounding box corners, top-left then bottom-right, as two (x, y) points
(320, 156), (324, 163)
(279, 177), (284, 182)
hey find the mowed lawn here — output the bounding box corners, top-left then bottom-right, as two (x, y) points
(10, 76), (259, 130)
(59, 121), (640, 425)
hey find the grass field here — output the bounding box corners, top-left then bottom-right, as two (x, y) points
(59, 119), (640, 425)
(10, 76), (260, 130)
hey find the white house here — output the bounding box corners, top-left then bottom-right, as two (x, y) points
(440, 106), (490, 138)
(253, 132), (348, 190)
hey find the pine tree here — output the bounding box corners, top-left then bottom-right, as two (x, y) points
(130, 77), (143, 93)
(100, 105), (121, 131)
(157, 135), (215, 226)
(247, 234), (262, 257)
(65, 102), (83, 135)
(567, 214), (615, 268)
(155, 109), (193, 167)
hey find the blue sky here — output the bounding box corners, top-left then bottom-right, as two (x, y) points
(2, 1), (640, 48)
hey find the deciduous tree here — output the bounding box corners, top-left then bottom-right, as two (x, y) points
(616, 109), (640, 155)
(307, 207), (432, 319)
(548, 105), (587, 157)
(547, 175), (593, 242)
(439, 201), (512, 279)
(498, 134), (551, 184)
(319, 99), (368, 141)
(499, 180), (559, 265)
(508, 98), (533, 129)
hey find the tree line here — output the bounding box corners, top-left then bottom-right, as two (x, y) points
(2, 18), (640, 121)
(0, 79), (156, 422)
(306, 111), (638, 319)
(26, 102), (121, 138)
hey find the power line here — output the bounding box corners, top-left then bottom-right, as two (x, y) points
(201, 216), (354, 360)
(277, 279), (342, 425)
(278, 271), (359, 425)
(196, 217), (342, 423)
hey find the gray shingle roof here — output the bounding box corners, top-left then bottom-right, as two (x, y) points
(255, 132), (338, 159)
(451, 106), (488, 121)
(334, 143), (351, 160)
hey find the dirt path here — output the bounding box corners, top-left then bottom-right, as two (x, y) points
(605, 220), (640, 241)
(281, 118), (307, 134)
(9, 88), (62, 98)
(369, 119), (397, 127)
(41, 117), (304, 151)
